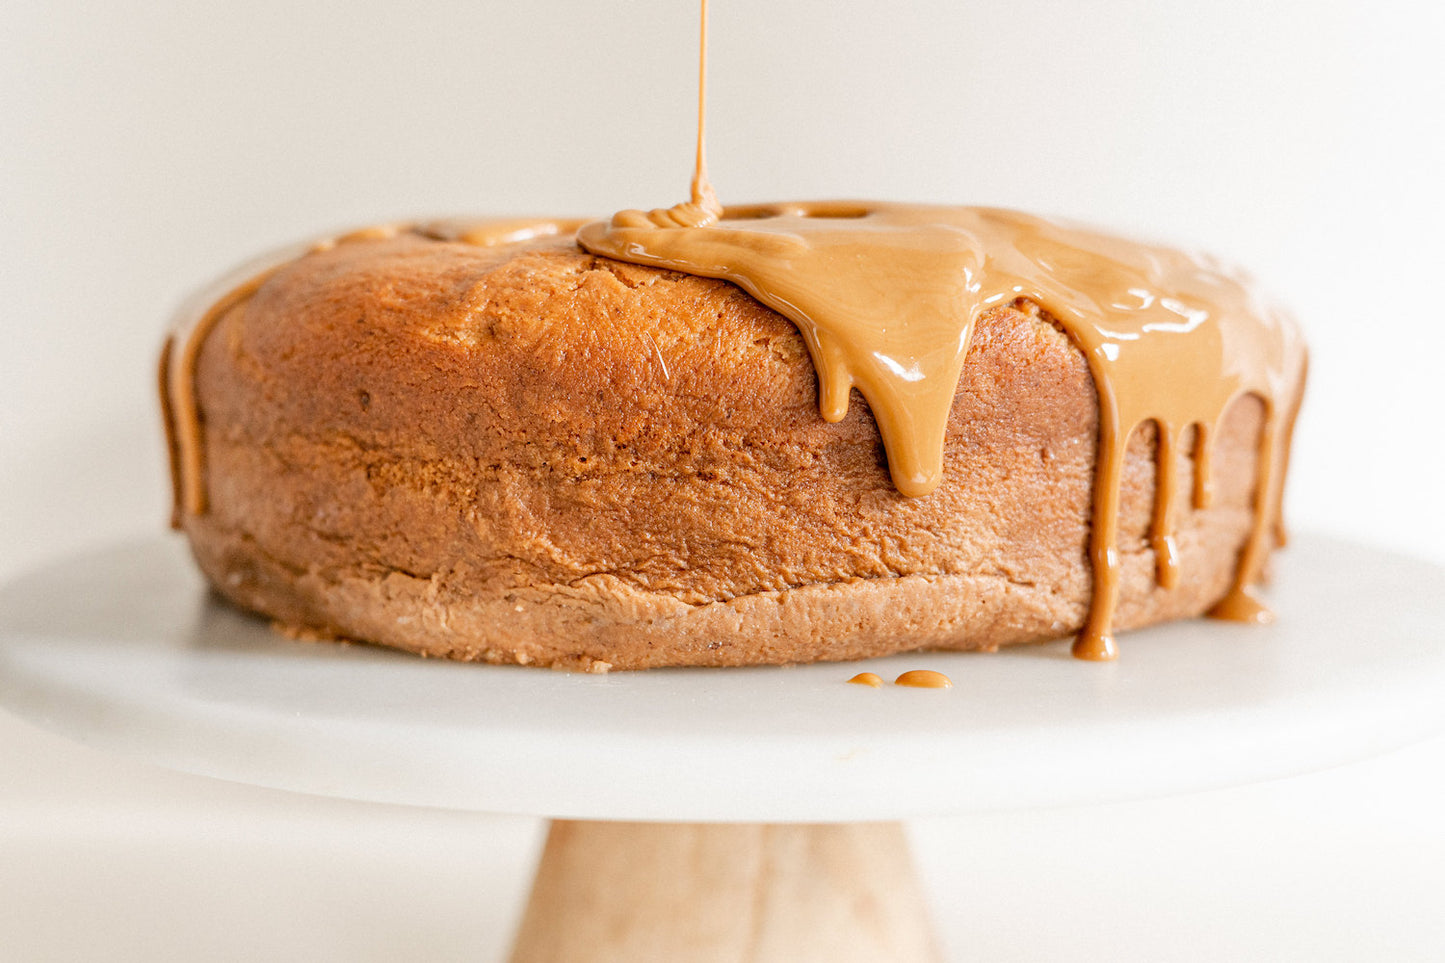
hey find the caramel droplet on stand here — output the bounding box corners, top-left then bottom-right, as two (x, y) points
(894, 670), (953, 689)
(1071, 633), (1119, 662)
(1208, 587), (1276, 625)
(847, 672), (883, 688)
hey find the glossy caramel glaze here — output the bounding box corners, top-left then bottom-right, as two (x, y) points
(578, 202), (1307, 660)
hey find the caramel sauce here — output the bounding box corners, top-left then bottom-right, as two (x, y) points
(847, 672), (884, 688)
(894, 670), (954, 689)
(578, 203), (1307, 660)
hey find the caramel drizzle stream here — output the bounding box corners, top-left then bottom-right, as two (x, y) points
(624, 1), (723, 232)
(690, 0), (719, 222)
(159, 218), (584, 523)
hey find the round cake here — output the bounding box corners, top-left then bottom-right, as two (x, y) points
(160, 213), (1305, 671)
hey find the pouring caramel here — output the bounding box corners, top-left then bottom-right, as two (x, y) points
(575, 1), (1307, 660)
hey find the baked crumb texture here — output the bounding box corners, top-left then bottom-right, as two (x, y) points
(182, 235), (1266, 669)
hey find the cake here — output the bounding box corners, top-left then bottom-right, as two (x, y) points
(159, 206), (1307, 670)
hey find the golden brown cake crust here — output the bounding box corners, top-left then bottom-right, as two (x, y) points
(179, 233), (1268, 669)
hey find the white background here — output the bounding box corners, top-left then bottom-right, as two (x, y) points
(2, 1), (1442, 959)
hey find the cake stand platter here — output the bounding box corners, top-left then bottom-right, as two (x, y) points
(1, 535), (1443, 962)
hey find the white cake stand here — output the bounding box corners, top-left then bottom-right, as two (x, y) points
(2, 535), (1443, 962)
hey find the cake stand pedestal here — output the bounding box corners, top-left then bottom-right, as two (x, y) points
(2, 535), (1443, 962)
(511, 820), (936, 961)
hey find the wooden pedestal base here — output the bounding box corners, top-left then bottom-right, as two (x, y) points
(508, 820), (941, 962)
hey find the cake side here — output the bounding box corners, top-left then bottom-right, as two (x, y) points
(174, 233), (1268, 669)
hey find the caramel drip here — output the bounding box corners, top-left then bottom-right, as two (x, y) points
(166, 266), (289, 519)
(578, 202), (1308, 661)
(157, 333), (180, 527)
(158, 218), (584, 524)
(847, 672), (884, 688)
(1270, 354), (1308, 551)
(1150, 420), (1181, 590)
